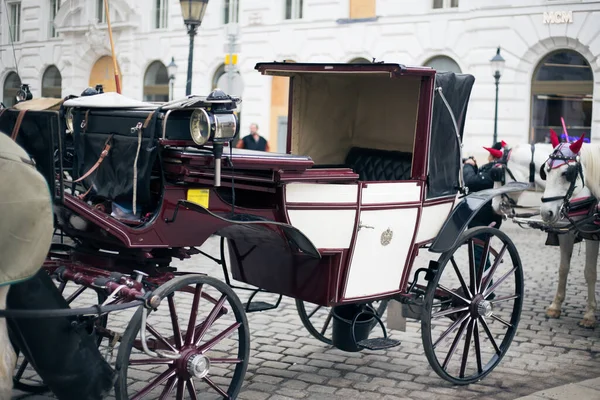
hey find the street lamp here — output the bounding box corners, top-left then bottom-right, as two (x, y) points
(167, 56), (178, 101)
(490, 46), (505, 145)
(179, 0), (210, 96)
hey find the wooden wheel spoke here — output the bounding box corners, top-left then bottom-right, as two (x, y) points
(203, 376), (229, 398)
(468, 239), (477, 295)
(131, 367), (176, 400)
(478, 317), (501, 355)
(199, 322), (241, 354)
(307, 305), (322, 319)
(484, 266), (517, 298)
(476, 236), (492, 294)
(187, 378), (198, 400)
(129, 358), (174, 365)
(194, 294), (228, 347)
(175, 377), (185, 400)
(433, 312), (469, 349)
(432, 306), (470, 319)
(147, 324), (178, 353)
(459, 319), (475, 378)
(167, 295), (183, 349)
(480, 244), (508, 293)
(185, 284), (204, 346)
(211, 358), (243, 364)
(65, 285), (86, 304)
(490, 294), (520, 304)
(159, 376), (178, 400)
(473, 320), (483, 374)
(450, 257), (473, 299)
(490, 314), (513, 328)
(320, 311), (333, 335)
(15, 358), (28, 380)
(438, 284), (471, 305)
(442, 317), (470, 370)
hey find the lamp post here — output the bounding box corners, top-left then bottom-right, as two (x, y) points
(179, 0), (210, 96)
(167, 56), (178, 101)
(490, 46), (505, 145)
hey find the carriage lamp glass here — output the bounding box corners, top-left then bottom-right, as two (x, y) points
(179, 0), (209, 25)
(190, 108), (210, 145)
(212, 113), (238, 143)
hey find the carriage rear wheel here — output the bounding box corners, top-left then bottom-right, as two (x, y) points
(114, 274), (250, 400)
(421, 226), (524, 385)
(295, 299), (389, 345)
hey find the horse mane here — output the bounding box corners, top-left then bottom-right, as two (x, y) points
(579, 143), (600, 198)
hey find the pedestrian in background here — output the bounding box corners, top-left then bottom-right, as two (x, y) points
(236, 123), (270, 152)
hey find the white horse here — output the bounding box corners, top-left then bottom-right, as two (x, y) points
(488, 139), (599, 328)
(0, 131), (54, 397)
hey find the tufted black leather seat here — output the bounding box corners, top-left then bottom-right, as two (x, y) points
(344, 146), (413, 181)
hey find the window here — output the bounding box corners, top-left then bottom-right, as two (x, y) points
(349, 0), (375, 19)
(285, 0), (303, 20)
(153, 0), (168, 29)
(3, 72), (21, 107)
(49, 0), (60, 38)
(97, 0), (106, 23)
(530, 50), (594, 144)
(424, 55), (462, 73)
(8, 2), (21, 43)
(224, 0), (239, 24)
(42, 65), (62, 98)
(143, 61), (169, 102)
(433, 0), (458, 9)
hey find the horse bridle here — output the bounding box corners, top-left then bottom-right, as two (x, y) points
(539, 145), (585, 208)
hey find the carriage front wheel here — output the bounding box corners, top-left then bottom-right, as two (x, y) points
(114, 274), (250, 400)
(421, 226), (524, 385)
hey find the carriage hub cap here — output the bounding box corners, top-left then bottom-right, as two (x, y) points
(477, 300), (493, 318)
(187, 354), (210, 379)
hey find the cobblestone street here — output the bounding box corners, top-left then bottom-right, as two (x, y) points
(12, 221), (600, 400)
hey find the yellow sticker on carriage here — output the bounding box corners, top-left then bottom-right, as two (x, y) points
(187, 189), (210, 208)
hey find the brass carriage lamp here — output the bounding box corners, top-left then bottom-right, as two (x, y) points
(179, 0), (210, 96)
(490, 47), (505, 146)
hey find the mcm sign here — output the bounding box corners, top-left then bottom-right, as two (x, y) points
(543, 11), (574, 24)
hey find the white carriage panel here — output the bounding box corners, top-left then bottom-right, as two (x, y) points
(286, 183), (358, 204)
(287, 209), (356, 249)
(344, 208), (419, 299)
(361, 182), (421, 205)
(415, 202), (455, 243)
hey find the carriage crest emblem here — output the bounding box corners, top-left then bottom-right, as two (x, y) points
(381, 228), (393, 246)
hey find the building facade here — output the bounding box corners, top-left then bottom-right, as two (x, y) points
(1, 0), (599, 159)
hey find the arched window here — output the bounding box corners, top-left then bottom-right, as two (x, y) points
(348, 57), (371, 64)
(89, 55), (122, 93)
(143, 61), (169, 102)
(212, 64), (226, 90)
(3, 72), (21, 107)
(423, 55), (462, 73)
(531, 50), (594, 143)
(42, 65), (62, 98)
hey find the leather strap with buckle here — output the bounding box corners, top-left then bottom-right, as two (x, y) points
(74, 134), (114, 183)
(10, 110), (27, 141)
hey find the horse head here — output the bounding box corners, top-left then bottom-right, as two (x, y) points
(539, 130), (589, 225)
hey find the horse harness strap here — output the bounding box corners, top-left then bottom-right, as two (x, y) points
(73, 134), (114, 184)
(10, 110), (27, 141)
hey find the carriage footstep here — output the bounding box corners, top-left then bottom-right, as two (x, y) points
(246, 300), (279, 312)
(357, 337), (401, 351)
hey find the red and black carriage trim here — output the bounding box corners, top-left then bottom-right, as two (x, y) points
(0, 60), (527, 398)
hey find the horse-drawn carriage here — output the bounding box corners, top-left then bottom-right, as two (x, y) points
(0, 61), (528, 399)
